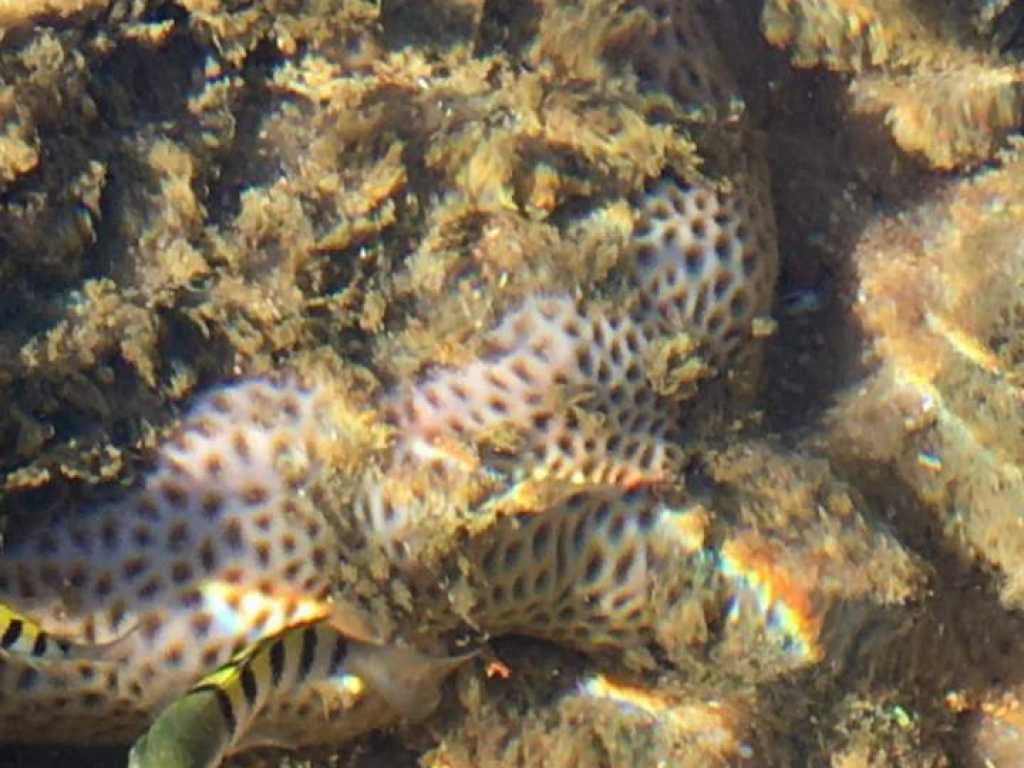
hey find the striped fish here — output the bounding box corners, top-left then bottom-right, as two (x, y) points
(128, 621), (474, 768)
(0, 601), (128, 666)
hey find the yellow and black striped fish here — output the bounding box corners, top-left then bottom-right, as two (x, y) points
(128, 621), (473, 768)
(0, 601), (124, 666)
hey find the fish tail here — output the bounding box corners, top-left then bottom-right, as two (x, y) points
(344, 642), (476, 721)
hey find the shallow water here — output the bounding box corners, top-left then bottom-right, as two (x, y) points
(3, 1), (1024, 766)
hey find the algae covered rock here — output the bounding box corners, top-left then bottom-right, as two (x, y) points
(3, 1), (1024, 768)
(762, 0), (1024, 169)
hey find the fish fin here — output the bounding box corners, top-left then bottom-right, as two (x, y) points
(344, 643), (477, 721)
(311, 671), (367, 717)
(230, 727), (297, 755)
(323, 598), (382, 645)
(66, 620), (141, 664)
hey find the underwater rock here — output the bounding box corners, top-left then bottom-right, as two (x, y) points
(829, 146), (1024, 610)
(762, 0), (1024, 169)
(5, 0), (1024, 766)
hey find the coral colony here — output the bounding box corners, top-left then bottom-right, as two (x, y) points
(5, 0), (1024, 766)
(0, 160), (781, 760)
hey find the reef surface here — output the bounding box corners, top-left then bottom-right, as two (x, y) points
(2, 1), (1024, 766)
